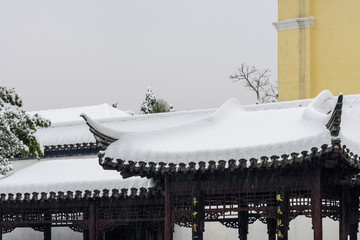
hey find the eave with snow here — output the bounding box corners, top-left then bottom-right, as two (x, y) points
(84, 91), (360, 178)
(2, 91), (360, 240)
(82, 90), (360, 240)
(0, 158), (164, 240)
(31, 103), (130, 157)
(33, 103), (212, 158)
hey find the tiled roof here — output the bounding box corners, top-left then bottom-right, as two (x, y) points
(0, 158), (155, 195)
(33, 104), (213, 156)
(83, 91), (360, 176)
(30, 104), (129, 156)
(101, 141), (360, 178)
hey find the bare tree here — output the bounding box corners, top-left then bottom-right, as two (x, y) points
(230, 63), (278, 104)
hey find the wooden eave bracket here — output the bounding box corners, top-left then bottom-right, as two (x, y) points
(326, 94), (343, 137)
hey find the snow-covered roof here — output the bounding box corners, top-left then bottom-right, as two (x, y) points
(32, 99), (314, 151)
(84, 91), (360, 170)
(32, 103), (218, 153)
(0, 158), (154, 195)
(32, 103), (129, 126)
(31, 103), (129, 148)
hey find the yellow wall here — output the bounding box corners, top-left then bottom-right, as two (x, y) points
(277, 0), (360, 101)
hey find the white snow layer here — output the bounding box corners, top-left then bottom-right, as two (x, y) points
(31, 103), (129, 126)
(32, 98), (313, 148)
(101, 90), (359, 164)
(32, 104), (213, 146)
(32, 103), (129, 146)
(0, 158), (154, 194)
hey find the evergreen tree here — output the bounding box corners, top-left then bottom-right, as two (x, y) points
(150, 99), (174, 113)
(140, 87), (157, 114)
(140, 87), (175, 114)
(0, 86), (50, 175)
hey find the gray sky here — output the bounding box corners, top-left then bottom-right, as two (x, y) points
(0, 0), (278, 112)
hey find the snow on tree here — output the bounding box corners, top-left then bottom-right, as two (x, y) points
(139, 87), (175, 114)
(230, 63), (278, 104)
(140, 87), (157, 114)
(0, 86), (50, 175)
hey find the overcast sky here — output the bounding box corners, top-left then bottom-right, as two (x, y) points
(0, 0), (278, 112)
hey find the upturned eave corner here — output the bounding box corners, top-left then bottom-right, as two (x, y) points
(326, 94), (343, 137)
(80, 113), (118, 150)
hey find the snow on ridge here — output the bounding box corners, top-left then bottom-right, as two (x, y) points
(103, 91), (348, 165)
(301, 90), (335, 124)
(30, 103), (129, 127)
(36, 107), (215, 146)
(0, 158), (154, 195)
(33, 92), (359, 151)
(31, 103), (130, 146)
(243, 98), (311, 111)
(33, 97), (315, 147)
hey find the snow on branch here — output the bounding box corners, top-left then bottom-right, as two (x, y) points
(0, 86), (51, 175)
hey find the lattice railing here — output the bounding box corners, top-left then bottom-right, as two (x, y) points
(288, 189), (312, 219)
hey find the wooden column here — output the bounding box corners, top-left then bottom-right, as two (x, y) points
(0, 207), (2, 240)
(89, 202), (97, 240)
(276, 188), (288, 240)
(350, 224), (358, 240)
(192, 190), (203, 240)
(164, 175), (173, 240)
(350, 193), (359, 240)
(266, 218), (276, 240)
(137, 223), (146, 240)
(147, 229), (154, 240)
(312, 170), (323, 240)
(340, 189), (350, 240)
(83, 230), (89, 240)
(44, 212), (51, 240)
(99, 230), (105, 240)
(238, 211), (248, 240)
(44, 225), (51, 240)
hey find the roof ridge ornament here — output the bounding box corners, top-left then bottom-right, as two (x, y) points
(326, 94), (343, 137)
